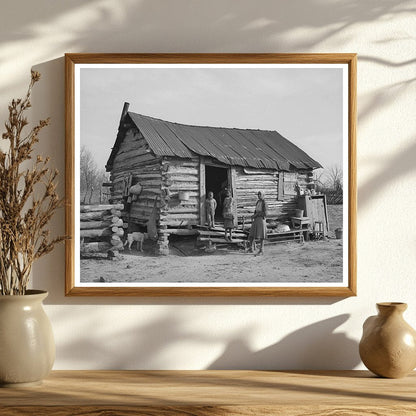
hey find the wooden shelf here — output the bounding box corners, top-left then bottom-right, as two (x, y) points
(1, 370), (415, 415)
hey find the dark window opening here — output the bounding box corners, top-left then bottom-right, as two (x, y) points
(205, 165), (229, 220)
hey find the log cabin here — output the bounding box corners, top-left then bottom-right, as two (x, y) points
(106, 103), (322, 254)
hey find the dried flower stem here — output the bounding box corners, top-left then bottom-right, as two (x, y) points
(0, 71), (65, 295)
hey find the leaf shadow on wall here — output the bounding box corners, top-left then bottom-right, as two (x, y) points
(207, 314), (360, 370)
(0, 0), (414, 97)
(52, 308), (359, 370)
(53, 310), (218, 369)
(358, 140), (416, 211)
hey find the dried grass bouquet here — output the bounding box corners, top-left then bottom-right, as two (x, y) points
(0, 71), (65, 295)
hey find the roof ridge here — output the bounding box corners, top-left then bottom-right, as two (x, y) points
(127, 111), (277, 133)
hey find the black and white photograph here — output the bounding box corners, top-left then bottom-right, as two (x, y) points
(66, 54), (356, 296)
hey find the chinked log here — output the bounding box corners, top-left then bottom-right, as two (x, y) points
(80, 220), (112, 230)
(80, 204), (124, 212)
(236, 180), (277, 185)
(110, 242), (124, 250)
(237, 175), (277, 180)
(237, 188), (278, 193)
(80, 212), (113, 221)
(165, 207), (198, 215)
(81, 242), (112, 253)
(236, 196), (278, 203)
(112, 161), (161, 178)
(111, 227), (124, 236)
(111, 216), (122, 224)
(80, 228), (112, 238)
(163, 159), (198, 167)
(130, 173), (161, 180)
(112, 218), (123, 227)
(135, 179), (162, 187)
(111, 236), (123, 249)
(122, 154), (158, 167)
(166, 166), (198, 175)
(115, 143), (151, 155)
(114, 145), (150, 159)
(166, 175), (199, 182)
(236, 187), (277, 193)
(167, 184), (199, 191)
(121, 162), (162, 174)
(169, 191), (199, 198)
(167, 199), (198, 207)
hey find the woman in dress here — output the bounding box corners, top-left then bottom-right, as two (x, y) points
(222, 189), (234, 241)
(248, 191), (267, 255)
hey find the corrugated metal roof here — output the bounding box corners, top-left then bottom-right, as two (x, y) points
(106, 111), (322, 171)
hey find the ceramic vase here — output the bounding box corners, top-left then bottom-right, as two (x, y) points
(0, 290), (55, 387)
(359, 302), (416, 378)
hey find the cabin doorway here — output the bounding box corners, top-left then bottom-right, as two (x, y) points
(205, 165), (229, 221)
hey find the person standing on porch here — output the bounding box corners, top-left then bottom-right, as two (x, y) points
(222, 189), (234, 241)
(205, 191), (217, 228)
(248, 191), (268, 255)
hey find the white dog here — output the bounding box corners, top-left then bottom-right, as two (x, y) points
(124, 232), (148, 252)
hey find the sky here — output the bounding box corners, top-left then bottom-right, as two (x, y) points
(79, 65), (345, 174)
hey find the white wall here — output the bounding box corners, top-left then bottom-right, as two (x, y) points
(1, 0), (415, 370)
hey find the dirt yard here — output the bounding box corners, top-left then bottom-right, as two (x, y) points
(80, 205), (344, 284)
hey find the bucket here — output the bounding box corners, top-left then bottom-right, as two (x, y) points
(335, 228), (343, 239)
(294, 209), (304, 218)
(178, 191), (190, 201)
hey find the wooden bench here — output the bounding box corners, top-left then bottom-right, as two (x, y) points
(266, 229), (304, 244)
(197, 228), (304, 246)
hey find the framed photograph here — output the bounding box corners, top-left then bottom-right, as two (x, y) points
(65, 53), (356, 296)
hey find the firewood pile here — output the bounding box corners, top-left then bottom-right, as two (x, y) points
(80, 204), (125, 259)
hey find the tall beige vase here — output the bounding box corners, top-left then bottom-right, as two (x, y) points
(0, 290), (55, 387)
(359, 302), (416, 378)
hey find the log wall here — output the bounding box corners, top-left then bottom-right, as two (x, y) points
(80, 204), (125, 257)
(109, 128), (162, 225)
(234, 166), (313, 224)
(159, 157), (200, 228)
(157, 160), (314, 228)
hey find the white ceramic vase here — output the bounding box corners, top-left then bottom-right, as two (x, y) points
(0, 290), (55, 387)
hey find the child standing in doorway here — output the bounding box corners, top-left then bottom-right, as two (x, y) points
(205, 191), (217, 228)
(222, 189), (234, 241)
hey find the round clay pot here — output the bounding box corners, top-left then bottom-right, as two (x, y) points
(0, 290), (55, 387)
(359, 302), (416, 378)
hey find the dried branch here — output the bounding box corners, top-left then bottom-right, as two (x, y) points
(0, 71), (66, 295)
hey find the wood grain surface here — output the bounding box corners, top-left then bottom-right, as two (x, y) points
(1, 370), (415, 415)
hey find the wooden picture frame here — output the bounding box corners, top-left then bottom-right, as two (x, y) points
(65, 53), (356, 296)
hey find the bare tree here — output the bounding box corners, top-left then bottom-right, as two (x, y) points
(326, 165), (343, 191)
(313, 168), (326, 192)
(80, 146), (109, 204)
